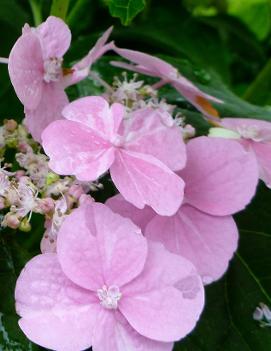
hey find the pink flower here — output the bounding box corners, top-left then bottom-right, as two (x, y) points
(107, 136), (259, 284)
(211, 118), (271, 188)
(8, 16), (113, 142)
(42, 96), (186, 216)
(15, 202), (204, 351)
(111, 45), (222, 119)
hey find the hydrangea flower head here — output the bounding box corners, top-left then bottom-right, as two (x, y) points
(8, 16), (112, 142)
(111, 45), (222, 119)
(42, 96), (186, 216)
(209, 118), (271, 188)
(15, 202), (204, 351)
(108, 136), (259, 284)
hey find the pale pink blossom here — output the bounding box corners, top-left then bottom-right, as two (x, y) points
(210, 118), (271, 188)
(107, 136), (259, 284)
(111, 45), (222, 119)
(42, 96), (186, 216)
(8, 16), (113, 142)
(15, 202), (204, 351)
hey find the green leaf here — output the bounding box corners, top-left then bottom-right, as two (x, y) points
(106, 0), (146, 25)
(227, 0), (271, 41)
(0, 236), (38, 350)
(50, 0), (70, 20)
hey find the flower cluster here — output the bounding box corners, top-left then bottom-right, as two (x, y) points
(0, 15), (269, 351)
(0, 118), (100, 252)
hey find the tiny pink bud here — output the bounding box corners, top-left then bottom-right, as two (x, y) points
(68, 184), (84, 200)
(18, 142), (28, 153)
(5, 213), (20, 229)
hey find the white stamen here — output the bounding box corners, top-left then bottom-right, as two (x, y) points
(43, 57), (63, 83)
(97, 285), (122, 309)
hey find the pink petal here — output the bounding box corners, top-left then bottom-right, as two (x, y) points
(106, 194), (155, 231)
(62, 96), (124, 140)
(172, 80), (222, 119)
(36, 16), (71, 59)
(25, 81), (68, 142)
(112, 46), (178, 79)
(120, 242), (204, 342)
(111, 149), (184, 216)
(42, 119), (115, 181)
(57, 202), (147, 290)
(222, 117), (271, 142)
(8, 32), (43, 109)
(124, 107), (186, 171)
(74, 26), (113, 70)
(146, 204), (238, 284)
(15, 253), (98, 351)
(250, 141), (271, 188)
(64, 27), (113, 88)
(179, 136), (259, 216)
(92, 309), (173, 351)
(110, 60), (157, 77)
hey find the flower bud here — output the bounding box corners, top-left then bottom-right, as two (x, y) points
(46, 172), (59, 185)
(19, 218), (31, 232)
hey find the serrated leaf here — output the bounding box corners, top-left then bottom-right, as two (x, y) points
(106, 0), (146, 25)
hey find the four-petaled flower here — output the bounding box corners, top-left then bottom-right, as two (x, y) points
(15, 202), (204, 351)
(42, 96), (186, 216)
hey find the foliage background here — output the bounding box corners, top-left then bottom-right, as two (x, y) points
(1, 0), (271, 350)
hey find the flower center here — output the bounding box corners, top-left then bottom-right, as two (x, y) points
(43, 57), (63, 83)
(97, 285), (122, 309)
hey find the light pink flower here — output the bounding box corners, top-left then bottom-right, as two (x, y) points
(212, 118), (271, 188)
(111, 45), (222, 119)
(42, 96), (186, 216)
(107, 136), (259, 284)
(15, 202), (204, 351)
(8, 16), (113, 142)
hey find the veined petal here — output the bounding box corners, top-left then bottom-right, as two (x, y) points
(62, 96), (124, 140)
(15, 254), (98, 351)
(179, 136), (259, 216)
(112, 46), (178, 79)
(42, 119), (114, 181)
(145, 204), (239, 284)
(57, 202), (147, 290)
(106, 194), (155, 231)
(124, 107), (186, 171)
(111, 149), (184, 216)
(92, 309), (173, 351)
(120, 242), (204, 342)
(8, 31), (43, 109)
(25, 81), (68, 142)
(36, 16), (71, 59)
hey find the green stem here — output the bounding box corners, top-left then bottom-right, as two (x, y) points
(67, 0), (88, 27)
(29, 0), (42, 26)
(243, 57), (271, 105)
(50, 0), (70, 21)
